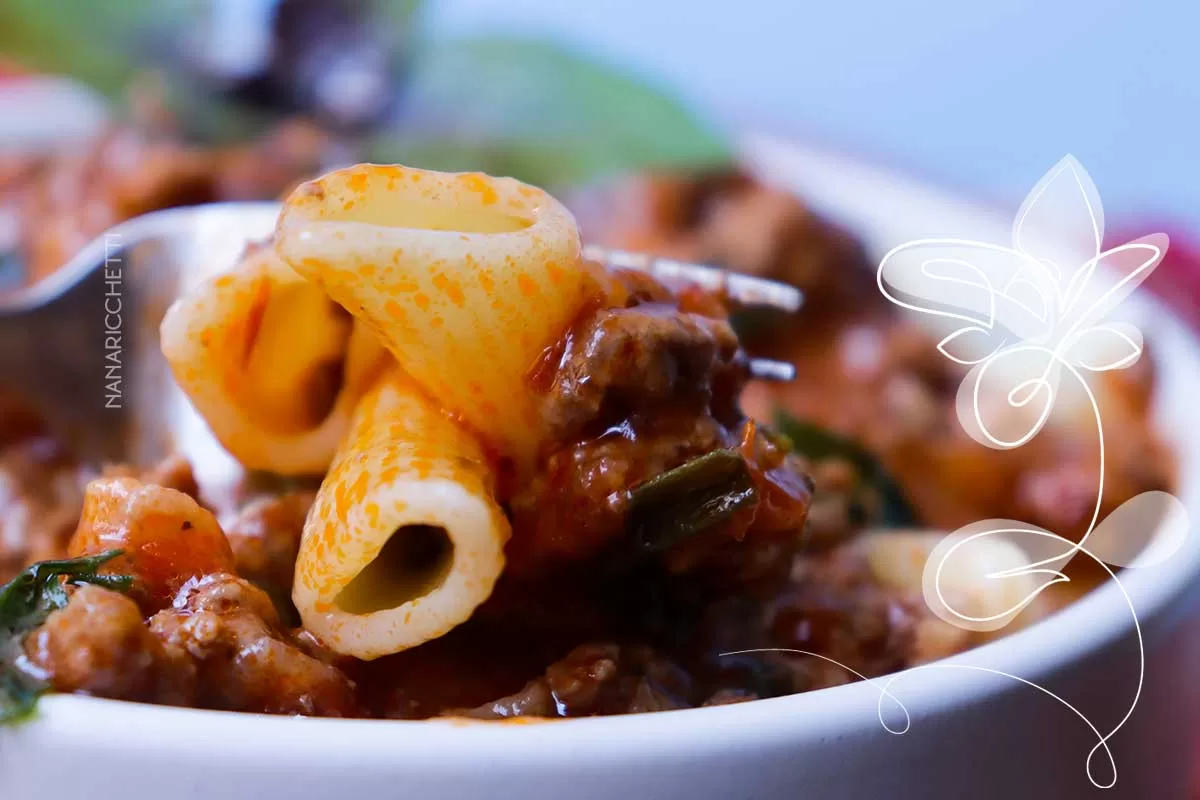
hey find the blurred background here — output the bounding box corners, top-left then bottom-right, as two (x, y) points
(433, 0), (1200, 224)
(3, 0), (1196, 209)
(0, 0), (1197, 289)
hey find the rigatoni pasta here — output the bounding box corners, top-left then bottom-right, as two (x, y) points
(160, 242), (390, 475)
(273, 164), (605, 463)
(4, 157), (1169, 723)
(292, 368), (510, 659)
(157, 164), (812, 666)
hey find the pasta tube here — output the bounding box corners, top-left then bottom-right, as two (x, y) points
(293, 368), (510, 659)
(161, 242), (390, 474)
(274, 164), (605, 462)
(861, 529), (1049, 635)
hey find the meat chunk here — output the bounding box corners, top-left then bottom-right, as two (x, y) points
(508, 416), (729, 573)
(513, 285), (810, 579)
(224, 491), (314, 591)
(68, 477), (236, 611)
(541, 303), (747, 442)
(25, 585), (195, 704)
(149, 573), (356, 716)
(101, 453), (200, 500)
(767, 547), (918, 690)
(455, 644), (691, 718)
(27, 577), (354, 716)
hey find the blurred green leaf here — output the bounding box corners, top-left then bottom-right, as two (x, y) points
(774, 412), (920, 529)
(0, 0), (181, 95)
(371, 36), (732, 187)
(372, 0), (424, 54)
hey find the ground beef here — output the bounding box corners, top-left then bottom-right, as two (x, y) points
(507, 415), (730, 574)
(507, 272), (811, 580)
(766, 547), (918, 690)
(26, 576), (355, 716)
(224, 491), (314, 591)
(540, 303), (746, 442)
(149, 573), (356, 716)
(25, 585), (196, 704)
(101, 453), (200, 500)
(454, 643), (692, 718)
(436, 541), (921, 719)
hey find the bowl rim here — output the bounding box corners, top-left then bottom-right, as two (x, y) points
(16, 134), (1200, 763)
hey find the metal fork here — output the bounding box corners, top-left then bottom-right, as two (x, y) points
(0, 203), (801, 474)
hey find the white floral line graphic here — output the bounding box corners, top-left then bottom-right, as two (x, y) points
(725, 155), (1189, 789)
(724, 538), (1136, 788)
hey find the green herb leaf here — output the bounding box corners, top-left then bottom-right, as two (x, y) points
(371, 36), (732, 188)
(1, 550), (132, 724)
(773, 412), (919, 528)
(627, 449), (757, 554)
(0, 0), (173, 97)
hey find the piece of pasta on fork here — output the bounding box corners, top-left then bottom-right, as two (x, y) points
(161, 163), (807, 659)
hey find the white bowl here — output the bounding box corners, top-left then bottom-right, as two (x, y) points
(3, 136), (1198, 800)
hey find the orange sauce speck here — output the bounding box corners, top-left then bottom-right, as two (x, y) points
(432, 273), (466, 307)
(517, 273), (538, 298)
(477, 269), (495, 294)
(384, 300), (406, 322)
(461, 174), (499, 205)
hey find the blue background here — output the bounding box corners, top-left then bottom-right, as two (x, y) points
(428, 0), (1200, 225)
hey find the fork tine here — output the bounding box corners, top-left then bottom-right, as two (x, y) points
(747, 358), (796, 382)
(582, 244), (804, 312)
(582, 244), (798, 383)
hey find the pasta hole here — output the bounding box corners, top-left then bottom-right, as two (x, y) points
(332, 198), (531, 233)
(335, 525), (455, 615)
(246, 289), (353, 433)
